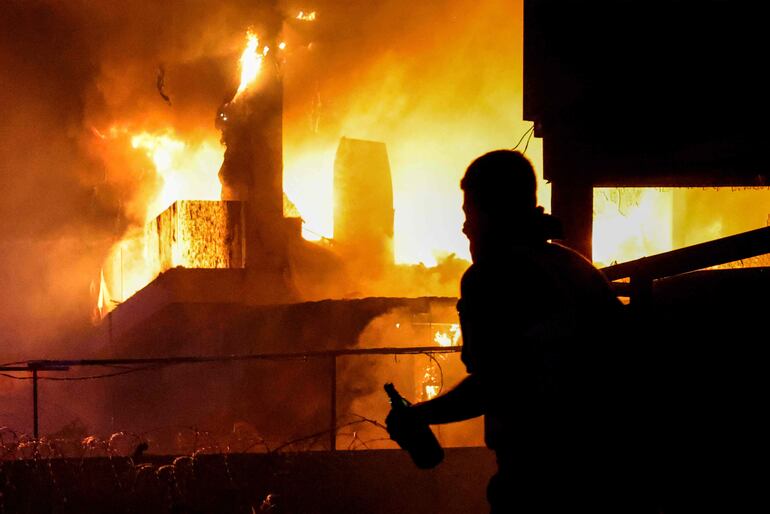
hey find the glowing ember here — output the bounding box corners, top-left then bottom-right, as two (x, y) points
(296, 11), (317, 21)
(433, 324), (461, 347)
(234, 30), (264, 99)
(421, 360), (442, 401)
(424, 384), (441, 400)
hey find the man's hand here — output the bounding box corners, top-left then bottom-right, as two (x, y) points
(385, 405), (421, 445)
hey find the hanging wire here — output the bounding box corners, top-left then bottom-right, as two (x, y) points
(522, 123), (536, 154)
(422, 351), (445, 397)
(512, 123), (535, 150)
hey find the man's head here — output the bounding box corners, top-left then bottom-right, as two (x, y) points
(461, 150), (539, 259)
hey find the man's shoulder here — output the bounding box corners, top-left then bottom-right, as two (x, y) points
(544, 240), (591, 261)
(544, 241), (608, 276)
(459, 263), (481, 291)
(459, 261), (505, 296)
(544, 242), (622, 307)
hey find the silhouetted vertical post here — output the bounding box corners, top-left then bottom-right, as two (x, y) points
(329, 355), (337, 451)
(629, 273), (653, 314)
(551, 177), (593, 260)
(32, 367), (39, 440)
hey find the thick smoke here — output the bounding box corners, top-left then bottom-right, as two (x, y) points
(282, 0), (541, 264)
(1, 2), (111, 356)
(1, 0), (530, 359)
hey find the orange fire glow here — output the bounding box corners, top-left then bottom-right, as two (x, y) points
(592, 188), (673, 267)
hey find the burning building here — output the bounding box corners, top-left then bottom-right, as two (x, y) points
(85, 19), (469, 452)
(97, 33), (370, 313)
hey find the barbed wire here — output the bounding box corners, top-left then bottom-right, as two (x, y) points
(0, 345), (464, 477)
(0, 415), (435, 513)
(1, 416), (395, 462)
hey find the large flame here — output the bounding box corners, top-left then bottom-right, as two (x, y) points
(130, 131), (222, 221)
(234, 31), (265, 99)
(96, 131), (224, 314)
(96, 30), (269, 316)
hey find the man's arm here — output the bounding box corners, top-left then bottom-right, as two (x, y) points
(385, 374), (483, 442)
(411, 373), (484, 425)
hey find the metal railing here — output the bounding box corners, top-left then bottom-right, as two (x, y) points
(600, 226), (770, 307)
(1, 346), (462, 450)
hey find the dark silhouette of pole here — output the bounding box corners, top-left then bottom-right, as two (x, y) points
(329, 355), (337, 451)
(32, 367), (38, 439)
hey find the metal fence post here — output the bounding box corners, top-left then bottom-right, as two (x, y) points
(32, 367), (39, 440)
(329, 354), (337, 451)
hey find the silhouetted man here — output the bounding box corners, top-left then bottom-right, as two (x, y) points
(387, 150), (637, 513)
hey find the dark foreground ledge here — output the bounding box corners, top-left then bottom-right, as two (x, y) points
(0, 447), (495, 514)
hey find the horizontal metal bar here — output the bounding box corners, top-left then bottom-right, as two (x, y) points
(20, 346), (462, 370)
(601, 226), (770, 282)
(0, 365), (69, 372)
(609, 281), (631, 297)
